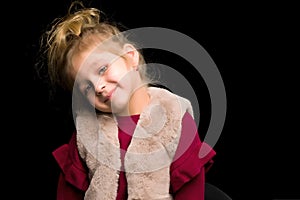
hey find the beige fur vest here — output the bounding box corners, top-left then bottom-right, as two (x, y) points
(75, 87), (194, 200)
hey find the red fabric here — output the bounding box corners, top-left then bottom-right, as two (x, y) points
(56, 172), (85, 200)
(116, 114), (140, 200)
(171, 112), (216, 200)
(52, 112), (216, 200)
(52, 133), (89, 200)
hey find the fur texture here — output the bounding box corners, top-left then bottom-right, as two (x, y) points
(76, 87), (193, 199)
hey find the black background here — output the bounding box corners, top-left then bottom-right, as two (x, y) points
(5, 0), (299, 199)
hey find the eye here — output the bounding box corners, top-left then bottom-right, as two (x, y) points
(84, 83), (93, 96)
(98, 65), (108, 75)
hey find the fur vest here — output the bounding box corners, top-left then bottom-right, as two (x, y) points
(75, 87), (194, 200)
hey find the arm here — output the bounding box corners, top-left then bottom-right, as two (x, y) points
(56, 172), (86, 200)
(52, 132), (89, 200)
(170, 112), (216, 200)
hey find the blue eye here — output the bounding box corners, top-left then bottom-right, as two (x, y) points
(84, 84), (92, 95)
(99, 65), (108, 75)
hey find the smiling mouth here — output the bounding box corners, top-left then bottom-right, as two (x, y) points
(103, 88), (116, 103)
(103, 95), (111, 103)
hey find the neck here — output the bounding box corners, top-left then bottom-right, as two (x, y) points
(127, 85), (150, 116)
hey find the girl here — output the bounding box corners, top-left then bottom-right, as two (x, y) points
(40, 1), (216, 199)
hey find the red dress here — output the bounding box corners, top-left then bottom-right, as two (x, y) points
(52, 112), (216, 200)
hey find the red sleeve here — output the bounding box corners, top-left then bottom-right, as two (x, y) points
(170, 112), (216, 200)
(52, 132), (89, 200)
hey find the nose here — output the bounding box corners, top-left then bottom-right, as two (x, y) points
(95, 79), (105, 95)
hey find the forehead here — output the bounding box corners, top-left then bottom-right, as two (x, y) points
(81, 50), (119, 67)
(72, 37), (125, 68)
(71, 49), (119, 76)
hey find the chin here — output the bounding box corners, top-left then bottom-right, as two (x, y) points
(110, 99), (129, 115)
(94, 104), (112, 114)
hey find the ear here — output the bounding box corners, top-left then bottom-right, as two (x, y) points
(123, 43), (140, 69)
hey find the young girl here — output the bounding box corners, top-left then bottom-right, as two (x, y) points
(40, 1), (216, 199)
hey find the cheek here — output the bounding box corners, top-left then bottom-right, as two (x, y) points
(106, 68), (129, 83)
(85, 95), (96, 107)
(107, 59), (133, 82)
(110, 89), (130, 113)
(86, 95), (100, 108)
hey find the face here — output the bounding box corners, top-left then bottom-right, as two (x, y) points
(71, 44), (141, 115)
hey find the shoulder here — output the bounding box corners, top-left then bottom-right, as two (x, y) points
(52, 132), (89, 191)
(170, 112), (216, 192)
(147, 86), (194, 118)
(172, 111), (216, 170)
(172, 112), (201, 166)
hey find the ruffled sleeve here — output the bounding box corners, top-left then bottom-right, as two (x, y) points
(170, 112), (216, 200)
(52, 132), (89, 200)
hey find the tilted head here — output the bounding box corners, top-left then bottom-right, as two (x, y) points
(42, 2), (151, 114)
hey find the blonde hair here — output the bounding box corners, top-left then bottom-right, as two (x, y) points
(40, 1), (147, 91)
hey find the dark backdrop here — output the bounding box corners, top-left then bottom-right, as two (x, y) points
(7, 0), (299, 199)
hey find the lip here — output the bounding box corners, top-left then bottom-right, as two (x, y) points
(103, 88), (116, 103)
